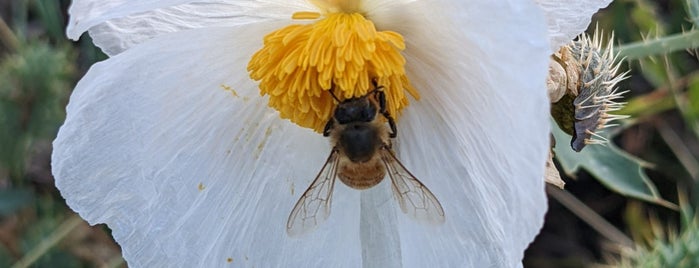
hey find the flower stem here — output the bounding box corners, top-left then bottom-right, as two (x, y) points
(617, 30), (699, 60)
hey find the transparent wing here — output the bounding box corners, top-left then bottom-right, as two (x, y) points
(286, 149), (340, 237)
(380, 146), (445, 224)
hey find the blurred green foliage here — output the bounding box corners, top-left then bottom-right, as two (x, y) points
(0, 42), (73, 179)
(0, 0), (118, 267)
(551, 0), (699, 216)
(617, 197), (699, 267)
(0, 188), (32, 216)
(569, 0), (699, 203)
(535, 0), (699, 267)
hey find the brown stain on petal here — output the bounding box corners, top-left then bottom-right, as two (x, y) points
(198, 183), (206, 191)
(227, 257), (233, 263)
(285, 177), (295, 195)
(220, 84), (239, 98)
(254, 127), (273, 159)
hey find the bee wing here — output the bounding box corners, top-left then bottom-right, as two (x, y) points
(286, 149), (340, 237)
(380, 147), (445, 224)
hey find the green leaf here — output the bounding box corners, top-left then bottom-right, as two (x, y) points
(618, 92), (676, 119)
(552, 122), (676, 209)
(685, 0), (699, 28)
(0, 41), (74, 179)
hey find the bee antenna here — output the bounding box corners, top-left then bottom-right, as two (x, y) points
(371, 78), (384, 93)
(328, 86), (341, 103)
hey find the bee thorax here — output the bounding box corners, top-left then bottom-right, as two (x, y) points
(337, 123), (383, 163)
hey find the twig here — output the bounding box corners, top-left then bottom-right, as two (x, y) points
(655, 120), (699, 181)
(106, 255), (125, 268)
(0, 17), (19, 52)
(11, 214), (84, 268)
(547, 184), (635, 249)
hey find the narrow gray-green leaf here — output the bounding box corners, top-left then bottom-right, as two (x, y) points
(552, 123), (676, 209)
(686, 0), (699, 28)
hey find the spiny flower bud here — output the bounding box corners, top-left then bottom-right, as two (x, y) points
(549, 29), (629, 152)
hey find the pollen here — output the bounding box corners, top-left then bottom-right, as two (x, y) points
(247, 12), (419, 132)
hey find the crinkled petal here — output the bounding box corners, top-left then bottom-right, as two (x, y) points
(533, 0), (612, 50)
(68, 0), (195, 40)
(368, 0), (551, 266)
(53, 23), (367, 267)
(69, 0), (315, 55)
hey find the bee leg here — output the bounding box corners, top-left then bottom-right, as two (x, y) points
(376, 87), (387, 112)
(323, 119), (334, 137)
(385, 114), (397, 138)
(375, 90), (398, 138)
(382, 141), (393, 150)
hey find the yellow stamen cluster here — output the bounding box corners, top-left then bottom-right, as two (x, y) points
(248, 12), (418, 132)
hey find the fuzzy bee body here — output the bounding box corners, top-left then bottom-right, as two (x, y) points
(331, 105), (388, 189)
(336, 121), (385, 163)
(286, 83), (445, 236)
(337, 153), (385, 189)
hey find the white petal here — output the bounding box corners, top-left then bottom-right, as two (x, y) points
(53, 23), (367, 267)
(67, 0), (194, 40)
(533, 0), (612, 50)
(59, 0), (554, 266)
(370, 0), (551, 266)
(68, 0), (315, 55)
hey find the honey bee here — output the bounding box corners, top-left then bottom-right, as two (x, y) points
(287, 82), (445, 236)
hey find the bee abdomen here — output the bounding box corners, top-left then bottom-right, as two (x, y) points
(338, 160), (386, 190)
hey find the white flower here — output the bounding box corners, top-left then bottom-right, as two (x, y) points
(54, 0), (609, 267)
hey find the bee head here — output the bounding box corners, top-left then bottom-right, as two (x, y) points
(333, 96), (377, 124)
